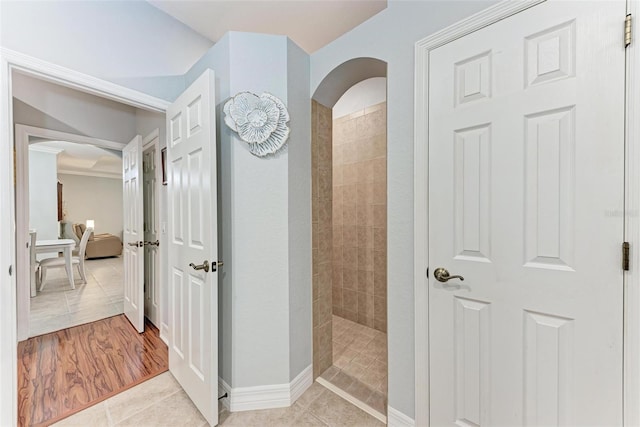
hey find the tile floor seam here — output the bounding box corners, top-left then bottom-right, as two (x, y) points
(113, 387), (183, 425)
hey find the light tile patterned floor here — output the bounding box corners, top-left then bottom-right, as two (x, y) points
(52, 372), (384, 427)
(320, 315), (387, 414)
(30, 256), (124, 336)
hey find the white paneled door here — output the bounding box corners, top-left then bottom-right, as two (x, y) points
(123, 135), (145, 333)
(143, 146), (160, 327)
(167, 70), (218, 426)
(429, 1), (625, 425)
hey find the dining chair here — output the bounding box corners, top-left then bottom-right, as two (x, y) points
(39, 227), (93, 291)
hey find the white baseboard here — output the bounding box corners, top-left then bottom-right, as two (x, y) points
(218, 378), (231, 411)
(290, 365), (313, 404)
(160, 323), (169, 345)
(387, 406), (416, 427)
(222, 364), (313, 412)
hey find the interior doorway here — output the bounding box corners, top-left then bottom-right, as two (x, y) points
(12, 71), (166, 342)
(311, 60), (388, 422)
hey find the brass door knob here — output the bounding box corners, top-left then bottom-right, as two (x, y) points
(433, 267), (464, 283)
(189, 260), (210, 273)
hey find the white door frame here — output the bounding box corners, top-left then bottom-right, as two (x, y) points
(142, 129), (163, 330)
(413, 0), (639, 425)
(15, 124), (125, 341)
(0, 47), (170, 426)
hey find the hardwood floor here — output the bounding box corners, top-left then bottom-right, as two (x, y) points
(17, 315), (168, 427)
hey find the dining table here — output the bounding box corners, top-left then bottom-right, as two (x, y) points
(34, 238), (76, 296)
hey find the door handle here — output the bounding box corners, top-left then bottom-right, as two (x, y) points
(212, 261), (223, 272)
(128, 241), (143, 247)
(144, 240), (160, 247)
(433, 267), (464, 283)
(189, 260), (210, 273)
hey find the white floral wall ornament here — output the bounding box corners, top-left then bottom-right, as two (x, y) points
(223, 92), (290, 157)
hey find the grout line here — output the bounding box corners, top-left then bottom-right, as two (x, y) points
(107, 381), (182, 426)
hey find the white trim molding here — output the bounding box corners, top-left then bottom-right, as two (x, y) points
(0, 48), (171, 112)
(387, 406), (415, 427)
(225, 365), (312, 412)
(0, 37), (18, 427)
(413, 1), (545, 426)
(0, 48), (171, 426)
(290, 365), (313, 404)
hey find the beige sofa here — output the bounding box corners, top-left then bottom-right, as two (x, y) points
(72, 223), (122, 259)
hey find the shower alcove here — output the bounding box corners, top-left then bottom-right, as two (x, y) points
(311, 58), (388, 419)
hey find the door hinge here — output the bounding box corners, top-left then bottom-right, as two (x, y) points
(626, 14), (632, 47)
(623, 241), (630, 271)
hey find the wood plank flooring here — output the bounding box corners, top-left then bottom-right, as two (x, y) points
(17, 315), (168, 427)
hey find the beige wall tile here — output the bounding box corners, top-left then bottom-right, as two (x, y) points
(333, 225), (343, 247)
(332, 266), (343, 288)
(343, 309), (358, 322)
(343, 269), (358, 291)
(371, 134), (386, 159)
(318, 267), (332, 295)
(374, 269), (386, 298)
(318, 167), (332, 201)
(331, 102), (387, 331)
(318, 229), (333, 263)
(343, 142), (358, 163)
(343, 184), (357, 202)
(343, 204), (356, 225)
(373, 205), (386, 228)
(373, 157), (386, 182)
(332, 246), (343, 267)
(319, 138), (332, 164)
(373, 250), (386, 271)
(343, 246), (357, 269)
(343, 165), (357, 185)
(373, 185), (386, 205)
(332, 287), (343, 308)
(319, 295), (332, 326)
(343, 289), (358, 311)
(373, 227), (386, 251)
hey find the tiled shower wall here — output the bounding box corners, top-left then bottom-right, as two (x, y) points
(312, 100), (333, 379)
(332, 102), (387, 332)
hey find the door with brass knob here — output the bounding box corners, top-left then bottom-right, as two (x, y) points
(426, 2), (626, 424)
(167, 70), (219, 426)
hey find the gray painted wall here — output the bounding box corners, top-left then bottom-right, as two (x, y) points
(28, 149), (59, 244)
(0, 0), (213, 101)
(286, 39), (312, 381)
(228, 32), (291, 388)
(310, 0), (497, 418)
(13, 73), (137, 144)
(185, 32), (312, 388)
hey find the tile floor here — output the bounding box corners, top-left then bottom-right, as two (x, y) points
(320, 316), (387, 415)
(52, 372), (384, 427)
(29, 256), (124, 336)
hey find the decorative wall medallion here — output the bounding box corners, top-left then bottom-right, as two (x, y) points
(223, 92), (290, 157)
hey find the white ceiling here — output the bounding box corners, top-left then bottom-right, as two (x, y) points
(30, 141), (122, 179)
(147, 0), (387, 53)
